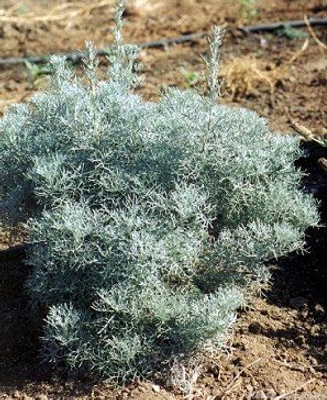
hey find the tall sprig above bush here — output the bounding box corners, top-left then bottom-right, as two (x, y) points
(107, 0), (141, 89)
(0, 0), (319, 383)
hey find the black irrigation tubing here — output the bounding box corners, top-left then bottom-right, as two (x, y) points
(239, 16), (327, 34)
(0, 32), (207, 66)
(0, 17), (326, 67)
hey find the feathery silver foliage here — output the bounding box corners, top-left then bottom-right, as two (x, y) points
(0, 4), (319, 383)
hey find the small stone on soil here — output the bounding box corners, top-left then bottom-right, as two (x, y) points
(314, 303), (325, 317)
(151, 384), (160, 393)
(310, 324), (320, 336)
(245, 384), (254, 393)
(299, 309), (309, 319)
(253, 389), (267, 399)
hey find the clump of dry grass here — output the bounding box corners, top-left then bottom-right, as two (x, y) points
(219, 37), (309, 100)
(220, 55), (278, 99)
(0, 1), (166, 22)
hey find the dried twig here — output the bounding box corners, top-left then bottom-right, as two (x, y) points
(304, 14), (327, 50)
(288, 37), (309, 64)
(221, 358), (263, 398)
(274, 378), (316, 400)
(290, 120), (316, 140)
(290, 120), (327, 147)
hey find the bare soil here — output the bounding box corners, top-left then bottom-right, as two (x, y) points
(0, 1), (327, 399)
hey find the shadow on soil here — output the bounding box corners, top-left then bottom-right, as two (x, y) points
(0, 248), (94, 396)
(0, 248), (40, 389)
(265, 141), (327, 371)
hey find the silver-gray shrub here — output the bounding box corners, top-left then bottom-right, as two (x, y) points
(0, 21), (319, 382)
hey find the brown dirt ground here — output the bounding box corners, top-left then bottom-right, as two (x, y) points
(0, 0), (327, 399)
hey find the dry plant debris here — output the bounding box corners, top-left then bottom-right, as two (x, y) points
(220, 55), (277, 99)
(219, 35), (313, 100)
(304, 14), (327, 50)
(0, 1), (115, 23)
